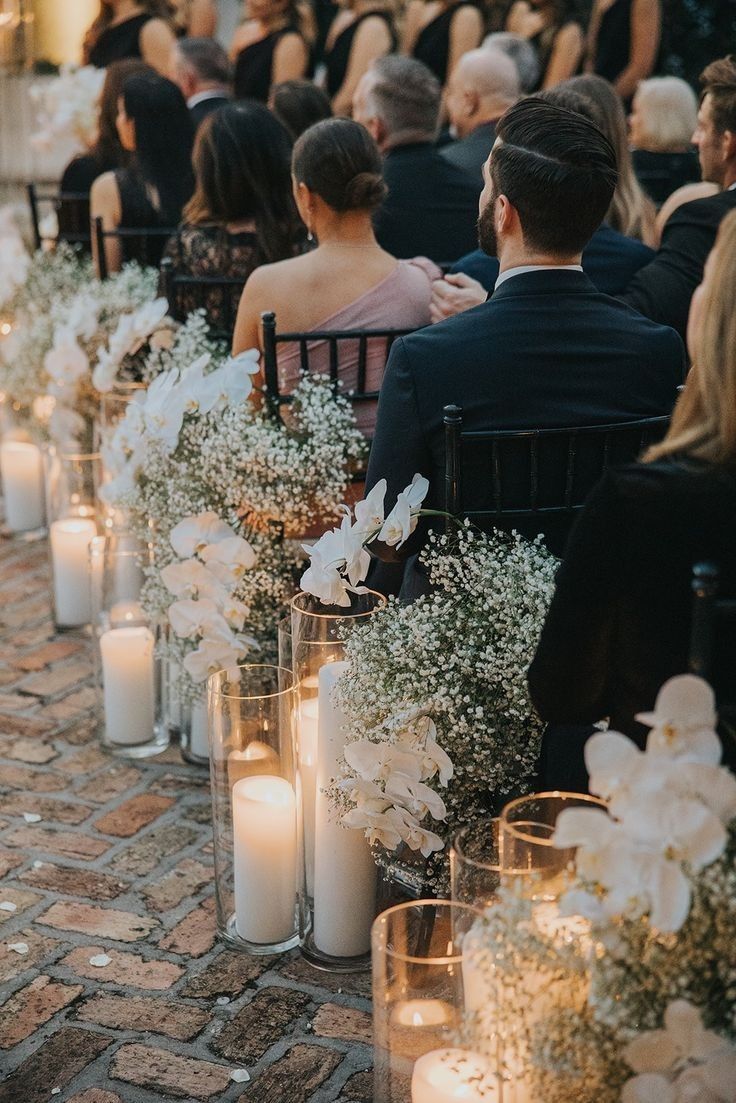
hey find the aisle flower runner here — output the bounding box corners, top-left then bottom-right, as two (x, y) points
(0, 533), (372, 1102)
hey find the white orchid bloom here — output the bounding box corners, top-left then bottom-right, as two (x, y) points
(585, 730), (647, 801)
(200, 536), (257, 584)
(129, 298), (169, 349)
(170, 512), (233, 559)
(622, 1074), (676, 1103)
(378, 474), (430, 548)
(167, 597), (220, 639)
(669, 760), (736, 824)
(354, 479), (386, 533)
(384, 773), (447, 821)
(44, 329), (89, 386)
(176, 354), (216, 413)
(339, 513), (371, 589)
(208, 350), (260, 411)
(636, 676), (720, 763)
(160, 558), (228, 604)
(422, 733), (454, 786)
(386, 805), (445, 856)
(65, 295), (99, 341)
(183, 639), (245, 683)
(142, 368), (186, 451)
(620, 794), (727, 874)
(342, 806), (404, 851)
(48, 403), (85, 448)
(221, 596), (249, 631)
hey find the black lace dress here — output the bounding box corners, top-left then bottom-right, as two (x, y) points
(161, 224), (264, 332)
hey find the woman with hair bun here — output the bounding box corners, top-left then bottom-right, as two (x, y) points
(233, 117), (439, 433)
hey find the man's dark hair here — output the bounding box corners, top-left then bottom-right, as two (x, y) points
(491, 96), (618, 254)
(178, 36), (232, 86)
(700, 55), (736, 135)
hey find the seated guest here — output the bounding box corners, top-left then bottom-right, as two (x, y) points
(432, 84), (654, 314)
(441, 48), (520, 183)
(83, 0), (176, 73)
(529, 210), (736, 790)
(402, 0), (485, 87)
(622, 56), (736, 340)
(505, 0), (584, 89)
(323, 0), (395, 118)
(232, 118), (439, 435)
(171, 37), (232, 130)
(270, 79), (332, 139)
(91, 72), (195, 276)
(365, 96), (684, 586)
(59, 58), (154, 244)
(629, 77), (700, 206)
(353, 56), (481, 263)
(655, 181), (721, 246)
(483, 31), (540, 93)
(172, 0), (218, 36)
(586, 0), (660, 105)
(162, 101), (303, 332)
(230, 0), (310, 103)
(567, 74), (657, 245)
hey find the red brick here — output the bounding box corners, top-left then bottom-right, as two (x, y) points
(12, 639), (85, 671)
(211, 987), (311, 1063)
(57, 744), (108, 775)
(0, 847), (23, 878)
(108, 823), (199, 876)
(21, 660), (91, 698)
(5, 737), (59, 763)
(0, 974), (84, 1047)
(60, 945), (184, 989)
(0, 886), (43, 922)
(141, 858), (213, 911)
(160, 896), (216, 957)
(0, 711), (56, 738)
(0, 1025), (111, 1103)
(245, 1045), (342, 1103)
(1, 763), (67, 791)
(180, 950), (271, 999)
(94, 793), (174, 837)
(68, 1092), (123, 1103)
(312, 1003), (373, 1045)
(76, 764), (142, 803)
(4, 824), (111, 860)
(41, 685), (97, 725)
(19, 863), (130, 901)
(110, 1043), (232, 1100)
(2, 792), (93, 824)
(0, 928), (60, 984)
(37, 900), (158, 942)
(77, 992), (209, 1041)
(0, 690), (36, 710)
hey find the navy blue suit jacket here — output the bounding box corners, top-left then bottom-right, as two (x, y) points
(366, 269), (685, 568)
(451, 224), (654, 295)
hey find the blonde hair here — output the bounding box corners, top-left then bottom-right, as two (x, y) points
(633, 77), (698, 153)
(646, 210), (736, 466)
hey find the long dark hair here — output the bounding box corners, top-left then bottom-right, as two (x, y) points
(121, 72), (195, 225)
(184, 101), (302, 262)
(83, 1), (175, 63)
(93, 58), (155, 168)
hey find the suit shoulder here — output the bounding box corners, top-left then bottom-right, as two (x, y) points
(667, 189), (736, 229)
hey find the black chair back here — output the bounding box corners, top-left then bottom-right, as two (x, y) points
(27, 182), (90, 250)
(443, 405), (670, 552)
(261, 309), (417, 430)
(689, 562), (736, 722)
(94, 217), (176, 279)
(159, 255), (245, 342)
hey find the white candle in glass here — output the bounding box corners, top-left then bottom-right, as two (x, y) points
(228, 740), (280, 788)
(298, 695), (318, 896)
(313, 659), (376, 958)
(100, 625), (155, 746)
(411, 1048), (498, 1103)
(49, 518), (97, 626)
(109, 600), (146, 628)
(232, 774), (297, 945)
(393, 1000), (454, 1028)
(0, 440), (45, 532)
(188, 695), (209, 759)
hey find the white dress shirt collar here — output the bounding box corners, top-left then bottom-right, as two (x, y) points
(494, 263), (584, 290)
(187, 89), (228, 109)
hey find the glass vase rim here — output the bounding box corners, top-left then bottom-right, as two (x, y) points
(47, 447), (102, 462)
(500, 790), (607, 848)
(372, 898), (483, 965)
(290, 588), (387, 620)
(207, 663), (295, 701)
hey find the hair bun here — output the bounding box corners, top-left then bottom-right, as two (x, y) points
(342, 171), (387, 212)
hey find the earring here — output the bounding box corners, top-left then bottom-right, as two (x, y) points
(307, 229), (314, 243)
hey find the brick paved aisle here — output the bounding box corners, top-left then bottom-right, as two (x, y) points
(0, 534), (373, 1103)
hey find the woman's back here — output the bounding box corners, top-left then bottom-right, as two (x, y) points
(88, 13), (151, 67)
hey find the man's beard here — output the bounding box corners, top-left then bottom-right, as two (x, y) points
(477, 195), (497, 257)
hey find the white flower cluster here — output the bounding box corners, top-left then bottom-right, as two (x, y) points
(332, 525), (557, 889)
(162, 513), (260, 683)
(301, 475), (428, 606)
(0, 207), (30, 311)
(553, 676), (736, 934)
(30, 65), (105, 154)
(623, 1000), (736, 1103)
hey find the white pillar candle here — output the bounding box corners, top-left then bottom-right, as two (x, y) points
(0, 440), (45, 532)
(228, 740), (280, 788)
(298, 696), (318, 896)
(109, 600), (146, 628)
(411, 1048), (498, 1103)
(49, 518), (97, 626)
(188, 695), (209, 760)
(100, 626), (155, 746)
(393, 1000), (454, 1029)
(232, 774), (297, 945)
(313, 659), (376, 958)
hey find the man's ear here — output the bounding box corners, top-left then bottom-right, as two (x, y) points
(723, 128), (736, 162)
(369, 117), (387, 148)
(496, 193), (515, 235)
(464, 89), (480, 119)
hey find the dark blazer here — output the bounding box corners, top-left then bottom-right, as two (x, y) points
(452, 224), (654, 296)
(529, 457), (736, 790)
(365, 269), (684, 572)
(632, 148), (700, 207)
(189, 93), (230, 130)
(440, 120), (497, 184)
(374, 141), (480, 264)
(621, 187), (736, 338)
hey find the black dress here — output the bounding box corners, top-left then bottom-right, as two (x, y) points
(593, 0), (631, 85)
(59, 152), (114, 249)
(528, 20), (581, 89)
(324, 11), (395, 97)
(88, 13), (151, 68)
(161, 224), (260, 332)
(114, 168), (171, 268)
(233, 28), (306, 102)
(528, 457), (736, 788)
(411, 3), (481, 85)
(632, 148), (701, 207)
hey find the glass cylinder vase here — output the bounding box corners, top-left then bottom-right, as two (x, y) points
(178, 691), (210, 767)
(44, 447), (102, 630)
(290, 590), (386, 972)
(208, 664), (304, 955)
(89, 534), (168, 758)
(372, 899), (495, 1103)
(0, 437), (46, 537)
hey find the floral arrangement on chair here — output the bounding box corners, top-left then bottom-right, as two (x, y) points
(464, 674), (736, 1103)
